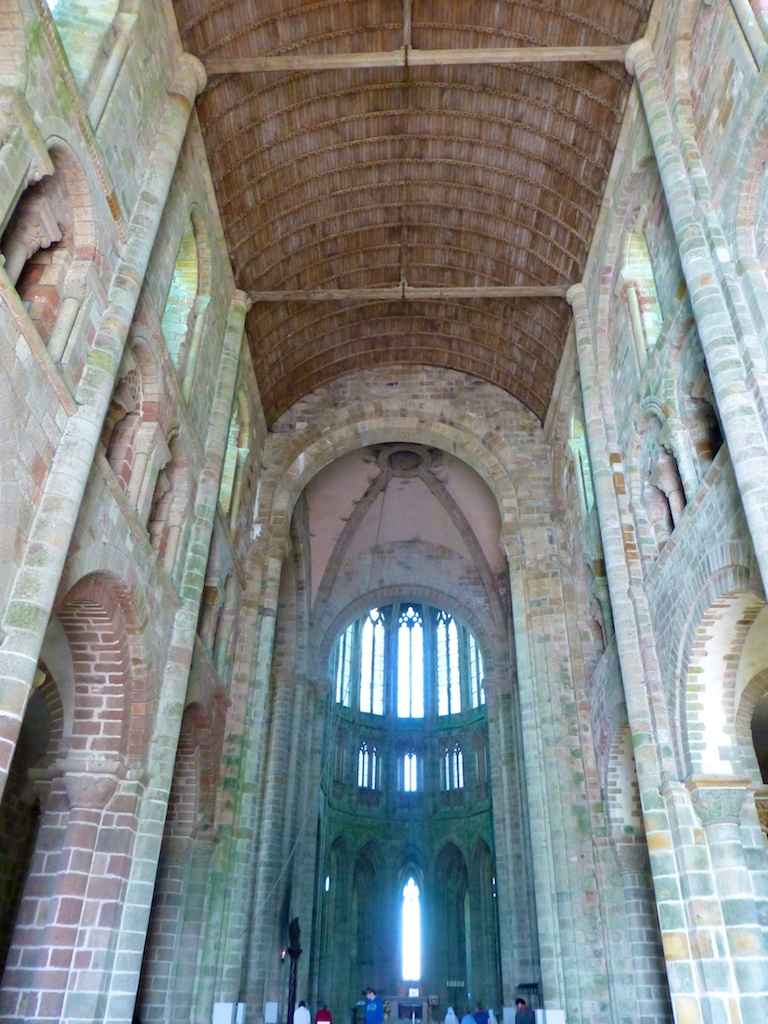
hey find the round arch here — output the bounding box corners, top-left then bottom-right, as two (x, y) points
(252, 367), (539, 560)
(675, 562), (766, 779)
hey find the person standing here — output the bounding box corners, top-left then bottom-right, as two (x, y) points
(514, 999), (535, 1024)
(315, 1004), (333, 1024)
(364, 988), (384, 1024)
(295, 1002), (312, 1024)
(473, 1003), (489, 1024)
(460, 1009), (474, 1024)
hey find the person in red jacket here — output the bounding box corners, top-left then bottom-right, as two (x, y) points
(315, 1005), (333, 1024)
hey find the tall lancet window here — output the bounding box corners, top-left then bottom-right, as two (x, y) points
(401, 877), (421, 980)
(403, 752), (419, 792)
(443, 743), (464, 790)
(468, 633), (485, 709)
(360, 608), (385, 715)
(358, 742), (378, 789)
(436, 611), (461, 716)
(397, 605), (424, 718)
(335, 622), (353, 707)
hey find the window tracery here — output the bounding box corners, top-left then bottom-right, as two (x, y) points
(331, 603), (484, 717)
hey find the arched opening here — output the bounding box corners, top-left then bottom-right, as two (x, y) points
(401, 877), (421, 982)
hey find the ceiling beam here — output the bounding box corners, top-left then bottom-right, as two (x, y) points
(206, 45), (628, 75)
(248, 285), (568, 302)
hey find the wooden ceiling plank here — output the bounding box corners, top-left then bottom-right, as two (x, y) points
(206, 44), (628, 75)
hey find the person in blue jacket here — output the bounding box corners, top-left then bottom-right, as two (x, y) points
(364, 988), (384, 1024)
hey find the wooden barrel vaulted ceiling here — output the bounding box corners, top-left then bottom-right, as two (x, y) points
(172, 1), (653, 425)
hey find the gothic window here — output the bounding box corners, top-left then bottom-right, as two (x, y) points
(331, 602), (485, 717)
(361, 609), (385, 715)
(620, 229), (663, 370)
(401, 877), (421, 980)
(161, 216), (206, 381)
(443, 744), (464, 790)
(44, 0), (119, 87)
(357, 742), (378, 789)
(468, 633), (485, 709)
(569, 415), (595, 517)
(437, 611), (461, 716)
(397, 606), (424, 718)
(219, 390), (250, 529)
(335, 623), (354, 708)
(402, 752), (420, 792)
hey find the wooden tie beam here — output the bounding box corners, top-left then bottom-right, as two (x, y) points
(206, 45), (628, 75)
(248, 285), (569, 302)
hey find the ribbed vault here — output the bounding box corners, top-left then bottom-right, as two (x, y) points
(172, 0), (652, 423)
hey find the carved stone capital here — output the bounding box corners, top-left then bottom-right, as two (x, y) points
(685, 774), (752, 826)
(610, 835), (650, 875)
(63, 771), (119, 811)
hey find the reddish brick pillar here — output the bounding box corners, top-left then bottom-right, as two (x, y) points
(0, 770), (121, 1023)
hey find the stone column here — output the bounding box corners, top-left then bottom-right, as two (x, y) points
(87, 13), (136, 130)
(610, 838), (672, 1023)
(101, 290), (250, 1024)
(568, 283), (693, 1014)
(194, 537), (288, 1017)
(659, 418), (698, 503)
(685, 775), (768, 1021)
(136, 830), (218, 1024)
(502, 532), (567, 1011)
(626, 39), (768, 593)
(0, 54), (207, 804)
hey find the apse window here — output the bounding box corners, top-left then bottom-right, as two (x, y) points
(331, 602), (486, 718)
(468, 633), (485, 709)
(443, 743), (464, 790)
(401, 877), (421, 980)
(402, 752), (419, 792)
(436, 611), (461, 715)
(335, 622), (353, 707)
(397, 606), (424, 718)
(360, 608), (385, 715)
(358, 742), (379, 789)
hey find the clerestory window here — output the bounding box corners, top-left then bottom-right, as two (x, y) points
(397, 606), (424, 718)
(361, 608), (385, 715)
(468, 633), (485, 709)
(331, 602), (484, 718)
(436, 611), (460, 716)
(335, 621), (353, 707)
